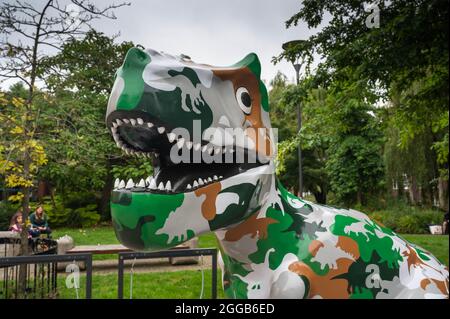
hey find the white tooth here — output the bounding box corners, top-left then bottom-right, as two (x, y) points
(194, 143), (201, 151)
(118, 180), (125, 189)
(165, 181), (172, 191)
(202, 145), (208, 152)
(207, 177), (212, 183)
(208, 146), (213, 155)
(113, 134), (120, 142)
(186, 141), (193, 149)
(198, 178), (204, 186)
(130, 119), (136, 126)
(158, 182), (165, 190)
(219, 176), (223, 179)
(213, 175), (218, 180)
(177, 138), (185, 148)
(145, 176), (152, 185)
(116, 119), (123, 125)
(157, 127), (165, 134)
(147, 122), (154, 128)
(186, 184), (192, 190)
(193, 180), (199, 188)
(149, 179), (157, 189)
(215, 147), (221, 155)
(112, 122), (118, 128)
(203, 179), (208, 184)
(154, 153), (159, 158)
(123, 118), (130, 124)
(124, 149), (130, 155)
(114, 178), (120, 188)
(167, 133), (176, 143)
(137, 179), (146, 188)
(125, 179), (134, 189)
(137, 118), (144, 125)
(111, 127), (117, 134)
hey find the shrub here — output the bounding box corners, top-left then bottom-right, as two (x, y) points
(0, 201), (19, 230)
(367, 207), (444, 234)
(37, 196), (100, 228)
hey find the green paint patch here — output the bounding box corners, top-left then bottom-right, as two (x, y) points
(116, 47), (151, 110)
(331, 215), (403, 268)
(111, 192), (184, 249)
(249, 207), (309, 270)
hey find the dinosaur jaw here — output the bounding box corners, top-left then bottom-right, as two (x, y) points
(108, 112), (266, 194)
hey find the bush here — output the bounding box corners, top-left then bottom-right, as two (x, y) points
(38, 196), (101, 228)
(0, 201), (19, 230)
(367, 206), (444, 234)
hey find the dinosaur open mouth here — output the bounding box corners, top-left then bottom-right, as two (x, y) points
(107, 111), (265, 194)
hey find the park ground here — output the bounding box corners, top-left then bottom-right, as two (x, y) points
(50, 226), (449, 299)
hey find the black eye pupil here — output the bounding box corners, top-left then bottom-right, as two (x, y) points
(241, 92), (251, 107)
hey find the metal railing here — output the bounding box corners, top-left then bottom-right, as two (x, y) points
(118, 248), (218, 299)
(0, 253), (92, 299)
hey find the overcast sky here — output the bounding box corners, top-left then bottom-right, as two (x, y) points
(93, 0), (325, 84)
(1, 0), (327, 88)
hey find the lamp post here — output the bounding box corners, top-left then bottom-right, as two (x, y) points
(282, 40), (305, 197)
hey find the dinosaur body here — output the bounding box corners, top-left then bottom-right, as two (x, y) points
(106, 47), (449, 299)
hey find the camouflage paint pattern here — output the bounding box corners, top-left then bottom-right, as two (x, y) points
(106, 47), (449, 299)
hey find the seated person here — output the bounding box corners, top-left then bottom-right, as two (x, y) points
(29, 205), (52, 238)
(9, 210), (32, 239)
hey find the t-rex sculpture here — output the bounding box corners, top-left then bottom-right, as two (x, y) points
(105, 47), (449, 299)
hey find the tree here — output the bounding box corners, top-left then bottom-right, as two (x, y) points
(39, 30), (139, 219)
(271, 73), (330, 203)
(0, 0), (129, 295)
(275, 0), (448, 208)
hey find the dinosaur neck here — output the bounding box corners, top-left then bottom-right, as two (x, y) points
(213, 176), (300, 269)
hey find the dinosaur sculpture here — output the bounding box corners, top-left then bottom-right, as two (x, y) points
(105, 47), (449, 299)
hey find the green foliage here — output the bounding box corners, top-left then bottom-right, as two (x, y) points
(39, 196), (100, 228)
(0, 201), (19, 230)
(277, 0), (448, 206)
(111, 160), (154, 180)
(368, 205), (443, 234)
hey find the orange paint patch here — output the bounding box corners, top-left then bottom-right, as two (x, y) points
(224, 213), (278, 242)
(289, 259), (355, 299)
(212, 67), (272, 158)
(402, 245), (428, 273)
(308, 240), (324, 257)
(420, 278), (449, 297)
(336, 236), (360, 260)
(194, 182), (222, 221)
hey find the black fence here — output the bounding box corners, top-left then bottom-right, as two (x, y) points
(118, 248), (218, 299)
(0, 237), (58, 257)
(0, 253), (92, 299)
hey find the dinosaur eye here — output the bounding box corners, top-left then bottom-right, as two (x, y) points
(236, 87), (252, 115)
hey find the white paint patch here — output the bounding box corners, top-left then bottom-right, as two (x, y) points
(156, 192), (210, 243)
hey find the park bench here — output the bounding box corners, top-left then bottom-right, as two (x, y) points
(65, 239), (199, 267)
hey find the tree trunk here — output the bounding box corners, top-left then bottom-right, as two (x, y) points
(313, 189), (327, 204)
(99, 160), (113, 221)
(438, 177), (449, 211)
(408, 175), (421, 205)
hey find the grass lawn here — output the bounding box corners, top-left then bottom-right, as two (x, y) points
(56, 269), (225, 299)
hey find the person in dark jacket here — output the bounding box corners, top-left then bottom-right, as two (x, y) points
(443, 211), (449, 235)
(29, 205), (52, 238)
